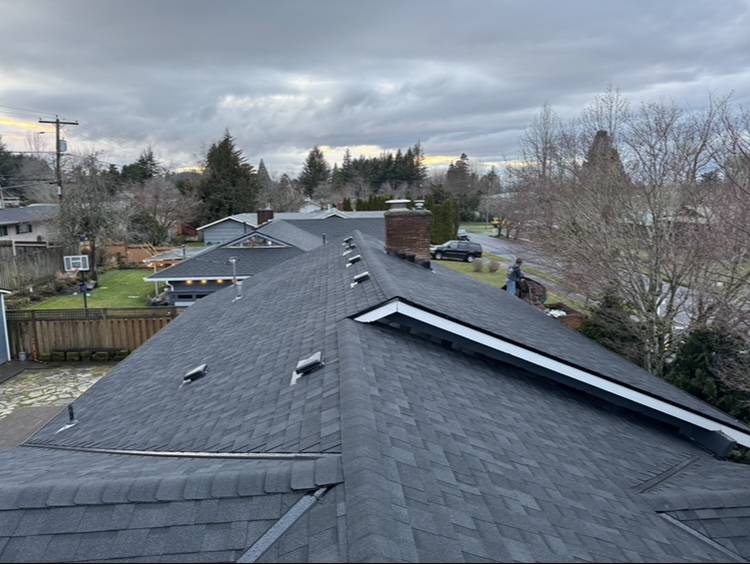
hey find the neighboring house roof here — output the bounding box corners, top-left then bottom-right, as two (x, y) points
(6, 229), (750, 562)
(148, 217), (383, 282)
(284, 216), (385, 240)
(197, 210), (385, 231)
(256, 220), (323, 252)
(147, 245), (305, 280)
(0, 204), (59, 227)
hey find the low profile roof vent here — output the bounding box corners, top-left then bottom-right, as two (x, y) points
(55, 404), (77, 434)
(290, 351), (323, 385)
(350, 271), (370, 288)
(346, 254), (362, 268)
(342, 236), (353, 246)
(183, 363), (208, 384)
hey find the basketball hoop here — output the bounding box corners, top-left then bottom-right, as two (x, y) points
(64, 255), (90, 272)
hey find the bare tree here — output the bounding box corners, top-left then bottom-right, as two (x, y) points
(580, 84), (630, 143)
(127, 176), (199, 245)
(57, 154), (121, 279)
(527, 95), (747, 376)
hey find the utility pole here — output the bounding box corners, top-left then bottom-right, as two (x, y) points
(38, 115), (78, 201)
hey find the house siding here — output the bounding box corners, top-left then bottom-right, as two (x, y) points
(0, 221), (55, 243)
(202, 220), (252, 245)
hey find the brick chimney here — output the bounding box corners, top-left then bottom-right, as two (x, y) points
(384, 199), (432, 267)
(257, 205), (274, 226)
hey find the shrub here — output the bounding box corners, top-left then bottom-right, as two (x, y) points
(472, 260), (484, 273)
(581, 290), (645, 367)
(488, 259), (500, 273)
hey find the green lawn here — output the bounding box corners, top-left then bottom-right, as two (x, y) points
(30, 270), (157, 310)
(437, 254), (586, 311)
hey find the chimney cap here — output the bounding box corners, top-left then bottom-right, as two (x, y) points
(386, 199), (411, 210)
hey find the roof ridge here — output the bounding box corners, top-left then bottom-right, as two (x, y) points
(337, 319), (414, 562)
(351, 231), (404, 300)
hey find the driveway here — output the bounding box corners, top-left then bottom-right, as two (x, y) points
(470, 233), (701, 329)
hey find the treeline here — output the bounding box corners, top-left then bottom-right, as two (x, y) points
(331, 144), (427, 192)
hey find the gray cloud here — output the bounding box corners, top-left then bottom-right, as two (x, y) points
(1, 0), (749, 173)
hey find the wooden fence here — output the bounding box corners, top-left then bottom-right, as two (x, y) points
(0, 244), (74, 290)
(5, 307), (179, 359)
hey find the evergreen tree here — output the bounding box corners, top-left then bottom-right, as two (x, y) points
(256, 158), (274, 192)
(668, 327), (750, 423)
(0, 136), (21, 184)
(341, 148), (353, 185)
(198, 131), (259, 222)
(331, 163), (345, 193)
(121, 147), (161, 183)
(299, 146), (330, 197)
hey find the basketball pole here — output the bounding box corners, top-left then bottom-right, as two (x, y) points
(79, 270), (88, 312)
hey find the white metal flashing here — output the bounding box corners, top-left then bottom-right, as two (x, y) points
(1, 293), (11, 363)
(196, 216), (255, 231)
(355, 300), (750, 448)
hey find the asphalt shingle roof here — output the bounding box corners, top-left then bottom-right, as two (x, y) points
(284, 216), (384, 241)
(3, 228), (750, 562)
(148, 246), (305, 279)
(355, 232), (748, 431)
(0, 448), (343, 563)
(149, 217), (382, 281)
(0, 204), (59, 226)
(255, 220), (323, 252)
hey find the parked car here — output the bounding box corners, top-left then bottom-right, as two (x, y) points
(430, 240), (483, 262)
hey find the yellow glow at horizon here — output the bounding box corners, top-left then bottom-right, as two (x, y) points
(0, 117), (47, 132)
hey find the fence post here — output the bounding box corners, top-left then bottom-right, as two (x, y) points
(31, 310), (39, 361)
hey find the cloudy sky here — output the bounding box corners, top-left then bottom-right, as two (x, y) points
(1, 0), (749, 176)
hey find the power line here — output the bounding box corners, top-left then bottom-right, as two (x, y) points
(0, 103), (57, 117)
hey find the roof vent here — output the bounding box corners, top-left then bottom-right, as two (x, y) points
(346, 254), (362, 268)
(350, 271), (370, 288)
(291, 351), (323, 385)
(342, 236), (353, 246)
(55, 404), (77, 434)
(342, 245), (356, 257)
(183, 363), (208, 384)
